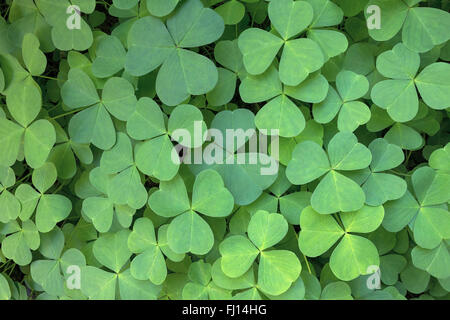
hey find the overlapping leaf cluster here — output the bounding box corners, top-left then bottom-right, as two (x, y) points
(0, 0), (449, 300)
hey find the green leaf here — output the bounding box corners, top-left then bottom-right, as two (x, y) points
(307, 0), (343, 28)
(298, 206), (344, 257)
(247, 210), (288, 250)
(411, 242), (450, 279)
(340, 205), (384, 233)
(330, 234), (379, 281)
(92, 35), (126, 78)
(128, 218), (167, 285)
(93, 230), (131, 273)
(146, 0), (179, 17)
(429, 143), (450, 172)
(402, 7), (450, 53)
(254, 94), (305, 138)
(307, 29), (348, 61)
(371, 79), (418, 122)
(125, 16), (175, 77)
(384, 123), (423, 150)
(376, 43), (419, 80)
(22, 33), (47, 76)
(24, 120), (56, 169)
(328, 132), (372, 171)
(219, 235), (259, 278)
(168, 104), (207, 148)
(32, 162), (57, 194)
(365, 0), (409, 42)
(1, 220), (40, 266)
(0, 190), (21, 223)
(413, 207), (450, 250)
(380, 254), (407, 286)
(258, 250), (301, 295)
(279, 191), (311, 225)
(215, 0), (245, 25)
(368, 138), (404, 172)
(82, 197), (114, 233)
(148, 175), (190, 218)
(156, 49), (219, 106)
(126, 97), (166, 141)
(61, 69), (100, 109)
(125, 0), (223, 105)
(113, 0), (139, 10)
(312, 170), (366, 214)
(412, 166), (449, 206)
(80, 266), (117, 299)
(167, 210), (214, 255)
(101, 77), (137, 121)
(206, 68), (237, 107)
(0, 274), (11, 300)
(191, 170), (234, 218)
(336, 70), (369, 101)
(383, 190), (420, 232)
(286, 141), (330, 184)
(51, 17), (93, 51)
(321, 282), (353, 300)
(6, 78), (41, 127)
(36, 194), (72, 233)
(280, 38), (324, 86)
(118, 269), (161, 300)
(415, 62), (450, 110)
(268, 0), (313, 40)
(68, 103), (116, 150)
(0, 119), (25, 167)
(284, 72), (329, 103)
(238, 28), (283, 75)
(166, 0), (224, 48)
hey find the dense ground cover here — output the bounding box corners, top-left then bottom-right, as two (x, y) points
(0, 0), (449, 300)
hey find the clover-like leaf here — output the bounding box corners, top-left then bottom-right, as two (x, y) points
(287, 132), (371, 214)
(81, 230), (161, 300)
(299, 205), (382, 281)
(361, 138), (407, 206)
(14, 162), (72, 232)
(100, 133), (147, 210)
(125, 0), (224, 105)
(128, 218), (167, 285)
(239, 0), (344, 81)
(149, 170), (233, 255)
(219, 210), (301, 295)
(314, 70), (370, 132)
(182, 260), (231, 299)
(384, 166), (450, 249)
(1, 220), (40, 266)
(30, 228), (86, 296)
(366, 1), (450, 53)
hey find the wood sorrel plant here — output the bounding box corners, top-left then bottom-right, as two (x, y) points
(0, 0), (449, 300)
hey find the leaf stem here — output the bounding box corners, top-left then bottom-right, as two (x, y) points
(8, 264), (16, 276)
(52, 183), (64, 194)
(2, 4), (10, 19)
(48, 105), (91, 120)
(294, 230), (312, 274)
(389, 170), (411, 177)
(36, 75), (59, 81)
(405, 150), (412, 165)
(97, 0), (111, 7)
(11, 172), (32, 189)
